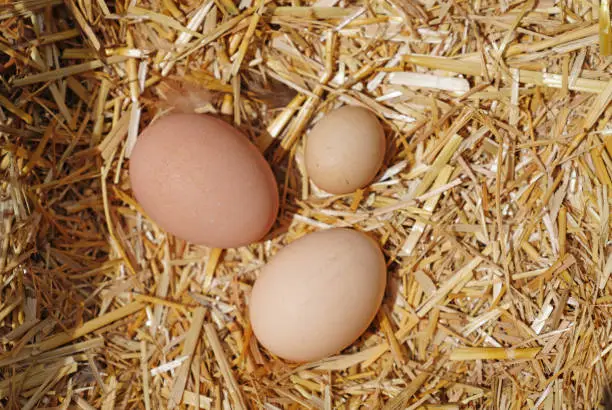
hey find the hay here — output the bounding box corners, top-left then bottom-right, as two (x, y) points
(1, 0), (612, 408)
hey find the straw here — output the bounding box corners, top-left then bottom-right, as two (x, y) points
(2, 0), (612, 408)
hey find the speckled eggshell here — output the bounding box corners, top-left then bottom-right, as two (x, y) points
(129, 113), (279, 248)
(249, 228), (387, 362)
(305, 105), (386, 195)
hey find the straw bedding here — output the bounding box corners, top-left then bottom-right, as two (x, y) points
(1, 0), (612, 408)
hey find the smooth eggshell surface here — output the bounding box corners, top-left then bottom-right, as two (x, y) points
(129, 113), (278, 248)
(305, 105), (385, 195)
(249, 228), (386, 362)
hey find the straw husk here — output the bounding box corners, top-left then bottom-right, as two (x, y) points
(1, 0), (612, 408)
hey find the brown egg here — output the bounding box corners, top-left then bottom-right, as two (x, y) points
(305, 105), (385, 195)
(250, 228), (386, 362)
(129, 113), (278, 248)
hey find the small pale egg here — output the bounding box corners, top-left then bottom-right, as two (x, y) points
(305, 105), (386, 195)
(129, 113), (279, 248)
(249, 228), (386, 362)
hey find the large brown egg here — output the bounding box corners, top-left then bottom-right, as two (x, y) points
(129, 113), (279, 248)
(249, 228), (387, 362)
(305, 105), (386, 195)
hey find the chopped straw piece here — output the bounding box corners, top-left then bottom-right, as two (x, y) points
(168, 307), (206, 409)
(450, 347), (541, 361)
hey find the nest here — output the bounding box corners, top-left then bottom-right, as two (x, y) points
(1, 0), (612, 408)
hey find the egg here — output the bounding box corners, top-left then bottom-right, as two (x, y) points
(250, 228), (386, 362)
(129, 113), (279, 248)
(305, 105), (386, 195)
